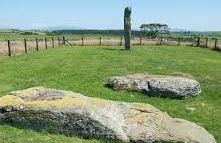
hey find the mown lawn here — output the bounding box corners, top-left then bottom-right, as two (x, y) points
(0, 45), (220, 143)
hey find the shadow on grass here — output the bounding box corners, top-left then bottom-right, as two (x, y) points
(211, 48), (221, 52)
(102, 48), (128, 51)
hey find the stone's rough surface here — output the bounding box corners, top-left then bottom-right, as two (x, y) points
(124, 7), (132, 50)
(107, 74), (201, 98)
(0, 87), (215, 143)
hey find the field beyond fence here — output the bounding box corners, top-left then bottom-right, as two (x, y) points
(0, 36), (220, 57)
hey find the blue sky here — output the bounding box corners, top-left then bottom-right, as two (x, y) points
(0, 0), (220, 31)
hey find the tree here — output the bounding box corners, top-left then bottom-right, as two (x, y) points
(140, 23), (169, 38)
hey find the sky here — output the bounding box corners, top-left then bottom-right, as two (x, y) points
(0, 0), (220, 31)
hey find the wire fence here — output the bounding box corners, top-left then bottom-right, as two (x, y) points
(0, 36), (220, 57)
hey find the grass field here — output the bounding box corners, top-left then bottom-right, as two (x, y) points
(1, 29), (221, 40)
(172, 31), (221, 40)
(0, 45), (221, 143)
(0, 29), (122, 40)
(0, 29), (47, 40)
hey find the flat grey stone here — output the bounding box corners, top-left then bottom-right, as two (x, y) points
(107, 74), (201, 98)
(0, 87), (215, 143)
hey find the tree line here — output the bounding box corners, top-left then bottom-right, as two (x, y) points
(47, 30), (141, 37)
(48, 23), (170, 39)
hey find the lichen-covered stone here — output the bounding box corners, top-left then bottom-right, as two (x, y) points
(107, 74), (201, 98)
(0, 87), (215, 143)
(124, 7), (132, 50)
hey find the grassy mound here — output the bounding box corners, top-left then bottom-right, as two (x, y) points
(0, 45), (220, 143)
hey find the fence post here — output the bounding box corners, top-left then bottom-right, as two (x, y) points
(52, 37), (55, 48)
(45, 38), (48, 50)
(35, 38), (39, 51)
(178, 37), (181, 46)
(99, 36), (102, 46)
(7, 40), (11, 57)
(24, 38), (27, 54)
(160, 37), (163, 45)
(205, 38), (208, 48)
(214, 38), (218, 50)
(63, 36), (65, 45)
(139, 35), (142, 45)
(196, 37), (200, 47)
(58, 37), (60, 46)
(120, 35), (123, 46)
(81, 36), (84, 46)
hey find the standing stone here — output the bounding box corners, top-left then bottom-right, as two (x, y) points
(124, 7), (132, 50)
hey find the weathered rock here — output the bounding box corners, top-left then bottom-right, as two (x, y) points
(0, 87), (215, 143)
(124, 7), (132, 50)
(107, 74), (201, 98)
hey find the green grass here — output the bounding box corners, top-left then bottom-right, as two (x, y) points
(0, 45), (221, 143)
(0, 29), (47, 40)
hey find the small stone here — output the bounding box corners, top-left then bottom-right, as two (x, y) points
(130, 94), (135, 98)
(186, 107), (197, 112)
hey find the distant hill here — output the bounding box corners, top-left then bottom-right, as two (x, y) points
(39, 26), (81, 31)
(170, 28), (191, 32)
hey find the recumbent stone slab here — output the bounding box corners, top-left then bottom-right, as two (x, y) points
(0, 87), (214, 143)
(107, 74), (201, 98)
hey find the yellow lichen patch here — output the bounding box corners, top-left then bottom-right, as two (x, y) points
(126, 112), (152, 124)
(28, 95), (89, 108)
(130, 103), (160, 113)
(125, 112), (163, 140)
(0, 87), (116, 113)
(0, 95), (23, 107)
(63, 91), (116, 110)
(10, 93), (114, 113)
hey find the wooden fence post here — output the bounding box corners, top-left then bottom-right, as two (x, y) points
(52, 37), (55, 48)
(178, 37), (181, 46)
(81, 36), (84, 46)
(205, 38), (208, 48)
(36, 38), (39, 51)
(99, 36), (102, 46)
(139, 35), (142, 45)
(160, 37), (163, 45)
(45, 38), (48, 50)
(63, 36), (65, 45)
(196, 37), (200, 47)
(7, 40), (11, 57)
(120, 35), (123, 46)
(58, 37), (60, 46)
(24, 38), (27, 54)
(214, 38), (218, 50)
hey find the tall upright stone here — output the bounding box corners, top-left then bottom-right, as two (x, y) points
(124, 7), (132, 50)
